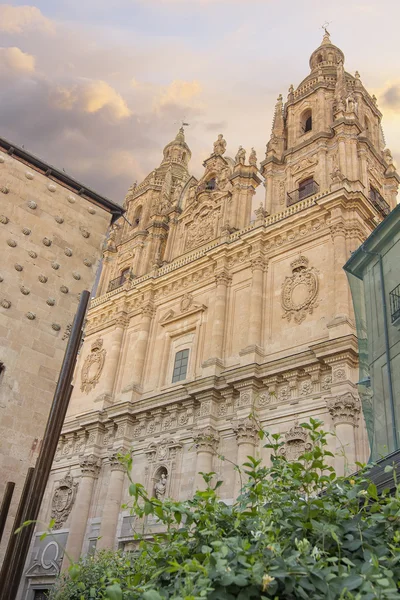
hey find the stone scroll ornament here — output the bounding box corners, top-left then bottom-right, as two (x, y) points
(281, 255), (319, 324)
(80, 337), (106, 393)
(50, 472), (78, 529)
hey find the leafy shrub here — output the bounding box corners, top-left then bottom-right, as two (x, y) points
(50, 419), (400, 599)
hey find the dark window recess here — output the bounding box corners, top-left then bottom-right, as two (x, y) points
(304, 115), (312, 132)
(33, 591), (50, 600)
(389, 284), (400, 324)
(287, 178), (319, 206)
(172, 349), (189, 383)
(369, 187), (390, 218)
(107, 269), (132, 292)
(205, 178), (216, 191)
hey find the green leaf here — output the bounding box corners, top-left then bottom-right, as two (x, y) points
(105, 583), (123, 600)
(39, 532), (48, 541)
(143, 592), (163, 600)
(341, 574), (364, 591)
(69, 564), (80, 581)
(144, 501), (153, 515)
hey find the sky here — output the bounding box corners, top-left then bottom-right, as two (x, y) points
(1, 0), (400, 204)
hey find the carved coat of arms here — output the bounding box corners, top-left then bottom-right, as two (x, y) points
(281, 256), (319, 324)
(81, 338), (106, 393)
(51, 473), (78, 529)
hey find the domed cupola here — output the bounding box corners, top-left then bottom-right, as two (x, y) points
(160, 127), (192, 169)
(309, 30), (344, 71)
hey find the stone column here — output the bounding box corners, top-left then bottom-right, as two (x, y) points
(246, 257), (266, 350)
(193, 427), (219, 492)
(97, 449), (126, 550)
(131, 304), (154, 392)
(209, 270), (231, 361)
(62, 454), (101, 569)
(234, 418), (258, 498)
(102, 316), (127, 400)
(327, 392), (360, 476)
(265, 175), (273, 214)
(330, 223), (350, 320)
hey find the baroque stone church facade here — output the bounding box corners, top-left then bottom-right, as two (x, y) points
(22, 32), (399, 596)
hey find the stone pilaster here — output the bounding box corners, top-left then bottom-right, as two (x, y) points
(327, 392), (360, 475)
(62, 454), (101, 569)
(233, 417), (258, 497)
(193, 426), (219, 492)
(208, 270), (231, 364)
(130, 303), (155, 397)
(241, 255), (267, 362)
(97, 448), (127, 550)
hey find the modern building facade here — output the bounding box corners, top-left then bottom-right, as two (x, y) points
(345, 203), (400, 460)
(0, 139), (124, 565)
(21, 32), (398, 598)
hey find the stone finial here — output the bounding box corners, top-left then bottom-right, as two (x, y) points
(287, 84), (294, 102)
(235, 146), (246, 166)
(234, 418), (258, 445)
(327, 393), (361, 426)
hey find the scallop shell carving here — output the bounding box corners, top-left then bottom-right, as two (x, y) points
(46, 298), (56, 306)
(83, 258), (93, 267)
(51, 261), (60, 270)
(52, 323), (61, 331)
(20, 286), (30, 295)
(48, 183), (57, 192)
(28, 201), (37, 209)
(55, 216), (64, 224)
(1, 185), (10, 194)
(28, 250), (37, 259)
(38, 275), (48, 283)
(7, 239), (17, 248)
(14, 264), (23, 272)
(0, 155), (5, 163)
(26, 312), (36, 320)
(72, 272), (81, 280)
(64, 248), (72, 257)
(43, 238), (52, 247)
(1, 299), (11, 309)
(1, 215), (9, 224)
(0, 276), (3, 283)
(67, 195), (76, 204)
(88, 207), (96, 214)
(22, 227), (31, 236)
(79, 227), (90, 239)
(25, 171), (34, 180)
(60, 285), (69, 294)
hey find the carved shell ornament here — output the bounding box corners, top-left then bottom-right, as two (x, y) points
(281, 255), (319, 324)
(81, 337), (106, 394)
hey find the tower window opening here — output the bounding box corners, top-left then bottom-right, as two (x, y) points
(317, 53), (323, 64)
(206, 178), (216, 191)
(182, 152), (186, 162)
(172, 349), (189, 383)
(298, 177), (315, 200)
(364, 116), (371, 136)
(133, 205), (142, 227)
(301, 109), (312, 134)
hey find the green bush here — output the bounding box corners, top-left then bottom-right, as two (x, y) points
(50, 419), (400, 599)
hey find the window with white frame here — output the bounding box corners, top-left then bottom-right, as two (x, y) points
(172, 349), (189, 383)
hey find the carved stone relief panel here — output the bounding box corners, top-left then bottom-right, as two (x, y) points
(80, 338), (106, 394)
(50, 472), (78, 529)
(280, 422), (311, 461)
(281, 256), (319, 324)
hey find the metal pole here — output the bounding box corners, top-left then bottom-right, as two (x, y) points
(0, 468), (34, 593)
(0, 482), (15, 544)
(0, 290), (90, 600)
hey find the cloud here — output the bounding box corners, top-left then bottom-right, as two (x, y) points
(51, 80), (132, 119)
(0, 47), (35, 73)
(381, 83), (400, 110)
(0, 5), (54, 34)
(154, 80), (203, 112)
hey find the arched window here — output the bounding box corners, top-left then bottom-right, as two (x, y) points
(301, 109), (312, 134)
(133, 205), (142, 227)
(317, 53), (323, 64)
(364, 117), (371, 136)
(172, 349), (189, 383)
(182, 152), (186, 162)
(206, 177), (216, 191)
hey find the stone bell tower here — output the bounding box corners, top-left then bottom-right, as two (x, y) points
(261, 30), (399, 217)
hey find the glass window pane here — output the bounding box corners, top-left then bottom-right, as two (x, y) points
(172, 349), (189, 383)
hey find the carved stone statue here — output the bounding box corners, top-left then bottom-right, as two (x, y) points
(345, 93), (358, 114)
(249, 147), (257, 166)
(154, 472), (167, 499)
(384, 148), (394, 165)
(213, 134), (226, 156)
(235, 146), (246, 165)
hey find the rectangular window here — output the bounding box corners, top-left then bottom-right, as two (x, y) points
(172, 349), (189, 383)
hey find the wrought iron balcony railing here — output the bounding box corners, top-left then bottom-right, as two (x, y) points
(369, 188), (390, 218)
(286, 180), (319, 207)
(107, 271), (133, 293)
(389, 283), (400, 324)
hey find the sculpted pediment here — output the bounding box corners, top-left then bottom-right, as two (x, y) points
(160, 295), (207, 326)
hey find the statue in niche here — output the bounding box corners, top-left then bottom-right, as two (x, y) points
(154, 470), (168, 500)
(235, 146), (246, 165)
(345, 93), (358, 114)
(213, 134), (226, 156)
